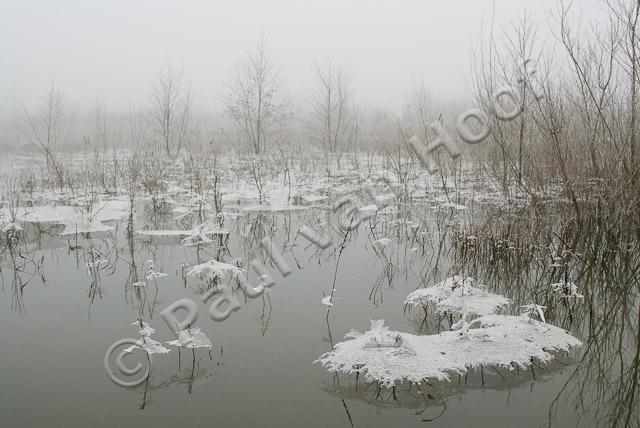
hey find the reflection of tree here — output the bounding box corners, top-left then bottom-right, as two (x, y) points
(75, 232), (119, 315)
(403, 205), (640, 426)
(456, 213), (640, 426)
(547, 239), (640, 427)
(353, 198), (640, 425)
(124, 221), (146, 318)
(253, 291), (273, 337)
(2, 226), (46, 315)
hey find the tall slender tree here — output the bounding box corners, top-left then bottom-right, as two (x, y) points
(21, 82), (66, 187)
(308, 58), (356, 161)
(225, 36), (286, 154)
(149, 63), (192, 157)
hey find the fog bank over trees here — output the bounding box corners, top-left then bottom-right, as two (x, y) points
(0, 0), (606, 151)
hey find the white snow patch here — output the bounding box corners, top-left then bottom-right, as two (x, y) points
(131, 320), (155, 337)
(551, 281), (584, 299)
(404, 276), (510, 316)
(124, 337), (171, 355)
(4, 200), (128, 235)
(375, 237), (393, 247)
(167, 327), (212, 349)
(316, 317), (581, 387)
(186, 259), (243, 281)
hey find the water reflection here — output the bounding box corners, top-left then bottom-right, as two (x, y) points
(1, 190), (638, 426)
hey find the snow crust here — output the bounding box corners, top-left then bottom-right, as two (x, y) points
(2, 200), (128, 235)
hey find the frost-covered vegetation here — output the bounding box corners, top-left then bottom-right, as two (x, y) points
(318, 273), (582, 387)
(1, 1), (640, 426)
(316, 314), (582, 388)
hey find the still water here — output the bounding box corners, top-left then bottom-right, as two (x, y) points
(0, 201), (635, 427)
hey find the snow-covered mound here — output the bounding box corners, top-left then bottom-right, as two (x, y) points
(186, 259), (243, 281)
(404, 275), (510, 316)
(316, 317), (582, 388)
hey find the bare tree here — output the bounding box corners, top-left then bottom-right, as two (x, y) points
(470, 9), (542, 195)
(21, 82), (66, 187)
(401, 85), (456, 200)
(149, 63), (192, 157)
(505, 16), (541, 187)
(91, 99), (122, 192)
(308, 58), (356, 166)
(402, 83), (433, 146)
(225, 36), (286, 154)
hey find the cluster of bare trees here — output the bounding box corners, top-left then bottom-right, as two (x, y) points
(461, 0), (640, 223)
(18, 37), (354, 163)
(15, 0), (640, 216)
(307, 58), (357, 168)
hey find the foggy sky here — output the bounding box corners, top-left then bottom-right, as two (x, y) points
(0, 0), (606, 115)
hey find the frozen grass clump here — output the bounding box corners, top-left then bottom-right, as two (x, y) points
(375, 237), (392, 247)
(167, 327), (212, 349)
(124, 320), (171, 356)
(551, 281), (584, 299)
(124, 337), (171, 355)
(404, 275), (510, 316)
(316, 316), (582, 388)
(186, 259), (243, 282)
(133, 320), (156, 337)
(2, 222), (23, 234)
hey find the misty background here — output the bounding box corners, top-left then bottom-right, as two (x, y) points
(0, 0), (605, 149)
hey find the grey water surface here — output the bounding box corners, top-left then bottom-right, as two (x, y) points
(0, 205), (631, 427)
